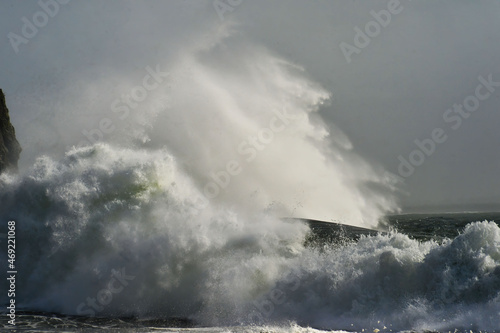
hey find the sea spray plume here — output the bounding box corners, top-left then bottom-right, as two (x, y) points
(0, 63), (499, 332)
(0, 24), (403, 325)
(139, 27), (400, 227)
(9, 22), (399, 227)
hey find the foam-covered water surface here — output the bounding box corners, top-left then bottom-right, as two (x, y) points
(1, 143), (499, 332)
(1, 24), (499, 333)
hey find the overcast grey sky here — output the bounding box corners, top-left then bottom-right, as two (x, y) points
(1, 0), (499, 212)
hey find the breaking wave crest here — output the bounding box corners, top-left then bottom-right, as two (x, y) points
(1, 144), (499, 332)
(2, 26), (499, 332)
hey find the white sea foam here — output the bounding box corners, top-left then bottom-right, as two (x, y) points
(1, 143), (499, 332)
(1, 26), (499, 332)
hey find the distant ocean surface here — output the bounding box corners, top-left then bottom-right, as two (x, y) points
(2, 212), (499, 333)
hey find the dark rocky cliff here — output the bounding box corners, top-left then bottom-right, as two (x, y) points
(0, 89), (22, 173)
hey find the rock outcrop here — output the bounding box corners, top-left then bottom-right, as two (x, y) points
(0, 89), (22, 173)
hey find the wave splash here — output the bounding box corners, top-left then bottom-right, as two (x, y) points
(1, 144), (499, 331)
(14, 26), (399, 228)
(2, 27), (498, 332)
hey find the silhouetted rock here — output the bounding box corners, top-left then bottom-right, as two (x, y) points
(0, 89), (22, 173)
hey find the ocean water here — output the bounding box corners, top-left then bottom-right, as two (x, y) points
(0, 144), (499, 333)
(1, 27), (499, 333)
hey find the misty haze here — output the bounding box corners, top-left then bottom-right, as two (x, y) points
(1, 1), (499, 332)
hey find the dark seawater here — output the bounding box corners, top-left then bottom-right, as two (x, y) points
(387, 212), (500, 242)
(307, 212), (500, 244)
(1, 212), (499, 333)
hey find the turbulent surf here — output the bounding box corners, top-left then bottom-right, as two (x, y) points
(1, 27), (499, 333)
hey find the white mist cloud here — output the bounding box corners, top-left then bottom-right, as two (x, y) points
(1, 0), (499, 212)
